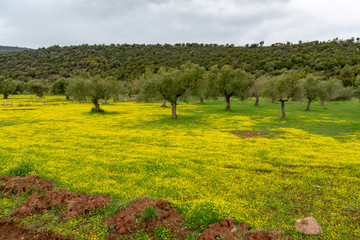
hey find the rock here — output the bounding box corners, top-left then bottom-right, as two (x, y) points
(346, 206), (355, 211)
(295, 217), (323, 235)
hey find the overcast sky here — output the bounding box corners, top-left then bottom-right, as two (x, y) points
(0, 0), (359, 49)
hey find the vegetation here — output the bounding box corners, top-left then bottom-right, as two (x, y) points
(0, 95), (359, 239)
(0, 38), (359, 239)
(0, 76), (17, 99)
(140, 63), (205, 118)
(1, 38), (360, 87)
(215, 65), (254, 110)
(66, 76), (122, 111)
(0, 45), (29, 53)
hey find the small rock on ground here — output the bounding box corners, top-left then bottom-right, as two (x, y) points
(295, 217), (323, 235)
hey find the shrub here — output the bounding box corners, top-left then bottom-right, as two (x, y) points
(141, 206), (159, 222)
(7, 160), (34, 177)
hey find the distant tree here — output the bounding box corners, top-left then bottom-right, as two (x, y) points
(300, 74), (322, 111)
(0, 77), (17, 99)
(335, 86), (354, 101)
(318, 77), (343, 105)
(51, 78), (70, 99)
(216, 65), (254, 110)
(251, 75), (269, 106)
(203, 65), (219, 100)
(263, 70), (301, 118)
(185, 64), (206, 103)
(354, 75), (360, 99)
(66, 76), (118, 111)
(140, 63), (200, 119)
(27, 80), (48, 97)
(13, 80), (26, 94)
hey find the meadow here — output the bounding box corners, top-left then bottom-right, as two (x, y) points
(0, 95), (359, 239)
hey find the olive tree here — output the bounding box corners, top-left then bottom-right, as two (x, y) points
(300, 74), (322, 111)
(27, 80), (48, 97)
(216, 65), (254, 110)
(263, 71), (301, 118)
(140, 63), (202, 119)
(186, 64), (206, 103)
(0, 77), (17, 99)
(251, 75), (269, 106)
(66, 76), (118, 112)
(354, 75), (360, 99)
(51, 78), (70, 99)
(318, 78), (343, 106)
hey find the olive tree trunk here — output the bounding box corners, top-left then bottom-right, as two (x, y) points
(171, 101), (177, 119)
(305, 98), (312, 111)
(254, 97), (259, 106)
(280, 100), (286, 118)
(3, 93), (8, 99)
(161, 99), (167, 107)
(92, 98), (101, 111)
(225, 95), (231, 110)
(200, 97), (204, 104)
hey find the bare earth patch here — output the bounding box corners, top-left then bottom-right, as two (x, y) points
(11, 189), (111, 219)
(0, 217), (70, 240)
(0, 174), (54, 195)
(231, 131), (282, 138)
(104, 197), (191, 239)
(199, 217), (287, 240)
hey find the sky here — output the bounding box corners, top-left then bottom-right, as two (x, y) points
(0, 0), (359, 49)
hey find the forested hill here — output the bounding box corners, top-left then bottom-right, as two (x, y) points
(1, 38), (360, 86)
(0, 46), (29, 53)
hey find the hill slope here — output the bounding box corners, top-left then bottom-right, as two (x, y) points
(0, 39), (359, 86)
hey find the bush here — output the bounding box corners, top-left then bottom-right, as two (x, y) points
(335, 86), (354, 101)
(7, 160), (34, 177)
(141, 206), (159, 222)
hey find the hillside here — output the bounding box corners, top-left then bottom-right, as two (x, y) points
(0, 45), (29, 53)
(0, 38), (360, 86)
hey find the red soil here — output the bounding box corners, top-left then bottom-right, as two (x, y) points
(104, 197), (191, 239)
(0, 217), (70, 240)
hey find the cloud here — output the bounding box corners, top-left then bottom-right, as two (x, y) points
(0, 0), (359, 48)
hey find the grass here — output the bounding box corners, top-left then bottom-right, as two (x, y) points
(0, 95), (359, 239)
(142, 206), (159, 222)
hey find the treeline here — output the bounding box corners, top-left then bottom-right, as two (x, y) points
(0, 46), (30, 53)
(1, 63), (359, 119)
(1, 38), (360, 87)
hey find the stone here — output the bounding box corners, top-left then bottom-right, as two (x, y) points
(295, 217), (323, 235)
(346, 206), (355, 211)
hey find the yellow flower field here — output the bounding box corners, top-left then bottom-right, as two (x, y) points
(0, 96), (359, 239)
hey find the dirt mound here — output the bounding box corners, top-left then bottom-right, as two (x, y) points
(246, 229), (287, 240)
(199, 217), (286, 240)
(105, 197), (190, 239)
(199, 216), (250, 240)
(11, 188), (111, 219)
(0, 217), (70, 240)
(0, 174), (54, 195)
